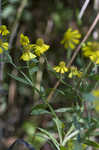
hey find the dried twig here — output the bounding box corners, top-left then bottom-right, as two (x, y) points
(78, 0), (90, 19)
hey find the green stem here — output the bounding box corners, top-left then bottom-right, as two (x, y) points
(83, 61), (92, 77)
(67, 49), (72, 62)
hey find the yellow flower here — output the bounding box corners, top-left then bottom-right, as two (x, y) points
(82, 42), (99, 64)
(82, 42), (98, 56)
(0, 25), (10, 36)
(61, 28), (81, 49)
(20, 52), (36, 61)
(20, 34), (30, 46)
(53, 61), (68, 74)
(89, 51), (99, 64)
(20, 34), (36, 61)
(0, 25), (9, 54)
(68, 66), (82, 78)
(92, 89), (99, 112)
(0, 39), (8, 54)
(33, 38), (50, 56)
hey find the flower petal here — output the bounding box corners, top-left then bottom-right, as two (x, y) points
(20, 52), (36, 61)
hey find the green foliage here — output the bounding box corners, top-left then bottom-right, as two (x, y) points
(1, 1), (99, 150)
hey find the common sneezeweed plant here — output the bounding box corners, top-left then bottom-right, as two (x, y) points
(18, 31), (99, 149)
(20, 35), (50, 61)
(1, 22), (99, 150)
(20, 34), (36, 61)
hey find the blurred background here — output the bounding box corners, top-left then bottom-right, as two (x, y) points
(0, 0), (99, 150)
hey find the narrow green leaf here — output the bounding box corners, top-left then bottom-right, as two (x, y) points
(84, 140), (99, 148)
(31, 104), (50, 115)
(8, 73), (30, 85)
(20, 71), (33, 87)
(55, 108), (73, 113)
(53, 117), (63, 145)
(56, 89), (65, 96)
(31, 109), (50, 115)
(39, 128), (60, 150)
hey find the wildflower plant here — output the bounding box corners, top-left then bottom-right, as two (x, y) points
(61, 28), (81, 50)
(60, 28), (81, 62)
(0, 25), (10, 36)
(0, 25), (9, 53)
(53, 61), (68, 74)
(33, 38), (50, 57)
(20, 34), (36, 61)
(68, 66), (82, 78)
(2, 12), (99, 150)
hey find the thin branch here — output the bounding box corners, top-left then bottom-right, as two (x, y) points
(94, 0), (99, 11)
(78, 0), (90, 19)
(47, 79), (60, 102)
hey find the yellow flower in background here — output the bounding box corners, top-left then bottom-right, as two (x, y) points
(53, 61), (68, 74)
(61, 28), (81, 49)
(0, 25), (9, 53)
(20, 52), (36, 61)
(68, 66), (82, 78)
(33, 38), (50, 56)
(0, 39), (8, 53)
(89, 51), (99, 64)
(92, 89), (99, 112)
(20, 34), (36, 61)
(20, 34), (30, 46)
(82, 42), (99, 56)
(0, 25), (10, 36)
(82, 42), (99, 64)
